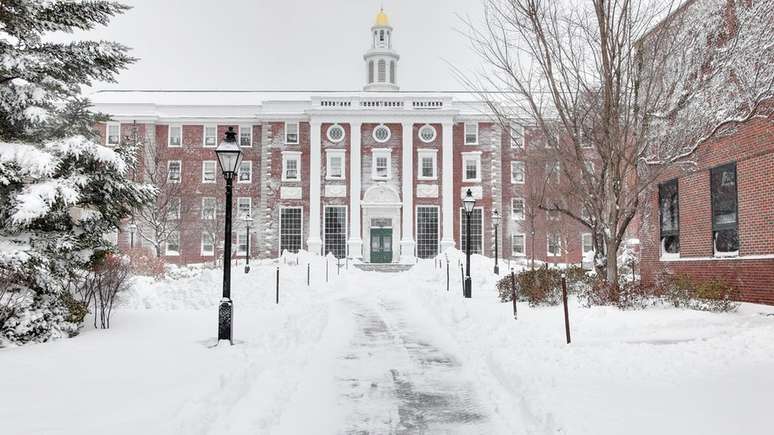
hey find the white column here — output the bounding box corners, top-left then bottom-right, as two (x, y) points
(400, 121), (416, 263)
(347, 121), (363, 259)
(440, 121), (455, 252)
(307, 120), (322, 254)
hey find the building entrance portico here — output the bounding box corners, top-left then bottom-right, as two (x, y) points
(361, 184), (401, 263)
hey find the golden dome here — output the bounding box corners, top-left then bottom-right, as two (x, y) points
(375, 8), (389, 26)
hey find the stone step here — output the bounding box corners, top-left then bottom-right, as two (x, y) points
(353, 263), (415, 273)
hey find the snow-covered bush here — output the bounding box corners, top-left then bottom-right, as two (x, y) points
(0, 1), (153, 344)
(660, 273), (739, 313)
(125, 247), (166, 279)
(497, 268), (562, 306)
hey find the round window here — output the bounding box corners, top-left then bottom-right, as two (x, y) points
(372, 125), (391, 143)
(327, 124), (345, 143)
(419, 125), (436, 143)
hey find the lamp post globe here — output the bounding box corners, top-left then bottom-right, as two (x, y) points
(492, 209), (501, 275)
(214, 127), (242, 345)
(462, 189), (475, 298)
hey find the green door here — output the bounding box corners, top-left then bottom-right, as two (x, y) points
(370, 228), (393, 263)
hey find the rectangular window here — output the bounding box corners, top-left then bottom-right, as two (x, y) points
(282, 152), (301, 181)
(462, 153), (481, 182)
(511, 234), (525, 256)
(460, 207), (483, 255)
(510, 123), (524, 149)
(201, 232), (214, 256)
(237, 232), (248, 255)
(464, 122), (479, 145)
(204, 125), (217, 147)
(106, 122), (120, 146)
(372, 150), (391, 180)
(417, 150), (437, 180)
(166, 231), (180, 256)
(582, 233), (594, 255)
(416, 206), (439, 259)
(239, 125), (252, 147)
(659, 179), (679, 256)
(167, 160), (181, 183)
(280, 207), (303, 254)
(547, 233), (561, 257)
(511, 161), (525, 184)
(202, 160), (217, 183)
(711, 163), (738, 256)
(546, 209), (559, 221)
(511, 198), (525, 221)
(326, 151), (345, 180)
(167, 197), (181, 219)
(546, 160), (560, 183)
(324, 206), (347, 258)
(201, 197), (216, 220)
(168, 125), (182, 147)
(238, 161), (252, 183)
(237, 197), (251, 219)
(285, 122), (299, 144)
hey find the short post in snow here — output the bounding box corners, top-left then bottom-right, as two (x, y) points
(460, 263), (465, 297)
(446, 259), (450, 292)
(242, 213), (253, 274)
(276, 266), (280, 305)
(492, 209), (501, 275)
(510, 268), (518, 320)
(346, 256), (349, 270)
(325, 257), (329, 282)
(561, 272), (570, 344)
(337, 257), (341, 275)
(307, 263), (310, 286)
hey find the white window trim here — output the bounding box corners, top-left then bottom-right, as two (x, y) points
(165, 232), (180, 256)
(201, 197), (216, 220)
(510, 122), (525, 149)
(323, 205), (349, 257)
(418, 124), (437, 143)
(237, 197), (252, 219)
(237, 232), (249, 255)
(201, 160), (217, 184)
(238, 160), (253, 183)
(511, 197), (525, 221)
(285, 121), (299, 145)
(464, 122), (479, 145)
(372, 124), (392, 143)
(168, 125), (182, 147)
(326, 124), (346, 143)
(511, 160), (525, 184)
(581, 232), (594, 255)
(203, 124), (217, 148)
(167, 160), (182, 183)
(278, 206), (304, 254)
(417, 149), (438, 180)
(201, 233), (214, 256)
(462, 151), (482, 182)
(511, 233), (526, 257)
(167, 197), (181, 219)
(459, 206), (485, 254)
(547, 234), (562, 257)
(414, 205), (440, 256)
(238, 125), (253, 148)
(371, 148), (392, 180)
(325, 149), (346, 180)
(282, 151), (302, 182)
(106, 122), (120, 146)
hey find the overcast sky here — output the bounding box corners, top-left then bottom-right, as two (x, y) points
(72, 0), (485, 92)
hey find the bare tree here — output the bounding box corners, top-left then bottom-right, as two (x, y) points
(129, 124), (191, 257)
(461, 0), (772, 288)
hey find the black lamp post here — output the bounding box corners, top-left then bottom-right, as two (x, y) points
(492, 209), (501, 275)
(214, 127), (243, 345)
(242, 213), (253, 274)
(128, 221), (137, 249)
(462, 188), (476, 298)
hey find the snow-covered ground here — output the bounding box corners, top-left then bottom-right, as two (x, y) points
(2, 252), (773, 434)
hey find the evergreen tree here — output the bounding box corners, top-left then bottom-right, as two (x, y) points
(0, 0), (154, 345)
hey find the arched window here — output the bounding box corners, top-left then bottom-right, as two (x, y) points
(368, 60), (374, 83)
(379, 30), (384, 42)
(377, 59), (386, 82)
(390, 61), (396, 84)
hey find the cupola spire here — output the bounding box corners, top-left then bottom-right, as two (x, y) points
(363, 8), (399, 91)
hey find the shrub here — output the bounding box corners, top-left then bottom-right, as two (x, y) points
(578, 279), (656, 310)
(662, 273), (739, 312)
(125, 247), (165, 279)
(497, 268), (563, 306)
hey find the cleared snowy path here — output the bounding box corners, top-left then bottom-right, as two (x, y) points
(274, 274), (508, 435)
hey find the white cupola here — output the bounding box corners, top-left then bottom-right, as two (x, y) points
(363, 8), (400, 92)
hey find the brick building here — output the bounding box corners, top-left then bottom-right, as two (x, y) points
(95, 9), (591, 266)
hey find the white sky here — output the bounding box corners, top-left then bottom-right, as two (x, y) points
(73, 0), (485, 92)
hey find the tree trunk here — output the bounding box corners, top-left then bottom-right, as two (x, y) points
(606, 238), (619, 301)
